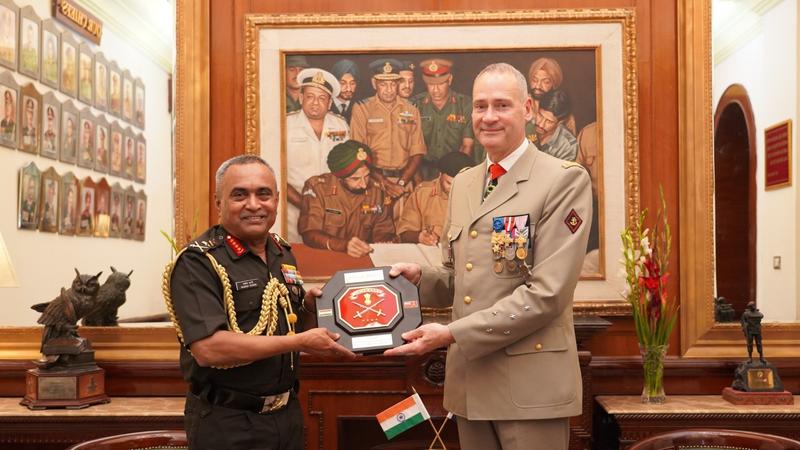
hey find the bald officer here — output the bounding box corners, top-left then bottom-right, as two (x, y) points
(411, 58), (476, 180)
(298, 140), (396, 258)
(285, 68), (350, 243)
(329, 59), (359, 122)
(285, 55), (309, 113)
(397, 151), (473, 246)
(386, 63), (592, 450)
(350, 58), (426, 206)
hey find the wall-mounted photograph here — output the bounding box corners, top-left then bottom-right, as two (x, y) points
(94, 114), (109, 173)
(60, 31), (78, 98)
(39, 166), (59, 233)
(94, 51), (108, 111)
(134, 78), (144, 129)
(109, 182), (123, 238)
(77, 176), (96, 236)
(109, 120), (122, 176)
(18, 161), (40, 230)
(18, 6), (40, 79)
(135, 133), (145, 183)
(40, 91), (59, 158)
(78, 42), (92, 104)
(19, 83), (40, 154)
(59, 99), (77, 163)
(40, 19), (59, 89)
(77, 108), (94, 168)
(0, 70), (19, 148)
(94, 177), (110, 237)
(0, 1), (18, 71)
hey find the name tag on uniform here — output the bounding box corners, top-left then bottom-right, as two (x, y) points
(368, 118), (384, 123)
(234, 279), (258, 291)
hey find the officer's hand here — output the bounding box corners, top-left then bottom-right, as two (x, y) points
(383, 323), (454, 356)
(383, 180), (405, 198)
(298, 328), (356, 359)
(418, 230), (438, 246)
(346, 237), (372, 258)
(302, 287), (322, 313)
(389, 263), (422, 286)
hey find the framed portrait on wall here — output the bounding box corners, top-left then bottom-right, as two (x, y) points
(59, 99), (78, 163)
(77, 176), (96, 236)
(134, 190), (146, 241)
(40, 19), (59, 89)
(122, 185), (135, 239)
(94, 114), (109, 173)
(77, 108), (95, 168)
(108, 60), (121, 117)
(94, 177), (110, 237)
(59, 171), (78, 235)
(39, 166), (59, 233)
(94, 51), (108, 111)
(40, 91), (60, 159)
(60, 31), (78, 98)
(109, 182), (123, 238)
(122, 69), (133, 123)
(245, 10), (640, 308)
(134, 78), (144, 129)
(109, 120), (122, 176)
(122, 127), (135, 180)
(18, 161), (40, 230)
(135, 133), (145, 183)
(18, 6), (40, 79)
(0, 70), (19, 149)
(0, 0), (18, 71)
(19, 83), (41, 154)
(78, 42), (93, 104)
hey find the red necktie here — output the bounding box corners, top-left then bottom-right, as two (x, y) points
(484, 163), (506, 199)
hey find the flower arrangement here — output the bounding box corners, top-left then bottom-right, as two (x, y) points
(620, 187), (678, 403)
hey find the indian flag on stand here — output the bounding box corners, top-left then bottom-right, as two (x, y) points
(376, 393), (430, 439)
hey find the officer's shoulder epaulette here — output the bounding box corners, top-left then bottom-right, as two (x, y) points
(184, 237), (222, 254)
(458, 166), (470, 174)
(271, 232), (292, 250)
(561, 161), (585, 170)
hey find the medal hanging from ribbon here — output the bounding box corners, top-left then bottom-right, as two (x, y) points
(490, 215), (530, 274)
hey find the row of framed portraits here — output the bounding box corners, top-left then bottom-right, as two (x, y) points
(1, 72), (146, 183)
(18, 162), (146, 241)
(0, 2), (146, 130)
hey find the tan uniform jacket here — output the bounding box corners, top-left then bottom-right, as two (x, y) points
(419, 144), (592, 421)
(298, 173), (396, 252)
(396, 179), (448, 238)
(350, 96), (426, 170)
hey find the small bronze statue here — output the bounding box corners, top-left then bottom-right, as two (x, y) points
(741, 301), (765, 363)
(82, 267), (133, 326)
(713, 296), (736, 322)
(722, 300), (793, 405)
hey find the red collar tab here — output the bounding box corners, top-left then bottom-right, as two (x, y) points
(225, 235), (247, 257)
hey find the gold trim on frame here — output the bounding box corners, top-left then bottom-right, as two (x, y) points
(242, 9), (640, 317)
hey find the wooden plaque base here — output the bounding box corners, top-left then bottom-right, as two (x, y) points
(20, 365), (110, 410)
(722, 386), (794, 405)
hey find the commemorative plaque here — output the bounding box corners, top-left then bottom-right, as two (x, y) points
(317, 266), (421, 354)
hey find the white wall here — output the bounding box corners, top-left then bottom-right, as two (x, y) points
(0, 0), (173, 325)
(713, 0), (798, 321)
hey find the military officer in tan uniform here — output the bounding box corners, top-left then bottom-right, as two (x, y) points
(285, 68), (349, 242)
(298, 140), (396, 258)
(411, 58), (477, 180)
(350, 58), (426, 213)
(386, 63), (592, 450)
(397, 151), (473, 246)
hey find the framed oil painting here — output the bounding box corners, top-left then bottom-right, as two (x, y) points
(94, 51), (108, 111)
(18, 6), (40, 79)
(134, 77), (144, 129)
(94, 113), (109, 173)
(77, 107), (95, 168)
(18, 161), (40, 230)
(59, 99), (78, 163)
(109, 120), (122, 176)
(0, 70), (19, 149)
(122, 185), (135, 239)
(244, 10), (640, 308)
(109, 182), (123, 238)
(39, 166), (59, 233)
(78, 42), (93, 104)
(40, 19), (59, 89)
(77, 176), (96, 236)
(108, 60), (122, 118)
(135, 133), (145, 183)
(59, 171), (78, 235)
(40, 91), (60, 159)
(60, 31), (78, 98)
(0, 0), (18, 71)
(19, 82), (41, 154)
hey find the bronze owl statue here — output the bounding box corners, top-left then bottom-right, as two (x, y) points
(82, 267), (133, 327)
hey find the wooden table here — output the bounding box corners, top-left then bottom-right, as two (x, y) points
(595, 395), (800, 449)
(0, 397), (184, 450)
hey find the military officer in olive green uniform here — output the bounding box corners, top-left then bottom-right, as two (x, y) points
(387, 64), (591, 450)
(350, 59), (426, 214)
(298, 140), (397, 258)
(533, 89), (577, 161)
(411, 58), (477, 180)
(397, 151), (473, 245)
(167, 155), (354, 450)
(285, 55), (309, 113)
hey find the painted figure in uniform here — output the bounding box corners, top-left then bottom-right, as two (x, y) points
(397, 151), (473, 245)
(526, 57), (576, 135)
(43, 106), (57, 154)
(21, 97), (36, 149)
(397, 60), (415, 99)
(350, 58), (426, 218)
(284, 55), (309, 113)
(411, 58), (476, 179)
(2, 89), (16, 141)
(298, 140), (396, 258)
(329, 59), (358, 122)
(166, 155), (354, 450)
(533, 89), (577, 162)
(387, 63), (592, 450)
(285, 67), (349, 243)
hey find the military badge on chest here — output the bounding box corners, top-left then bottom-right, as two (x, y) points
(491, 215), (532, 274)
(325, 129), (346, 142)
(398, 111), (416, 125)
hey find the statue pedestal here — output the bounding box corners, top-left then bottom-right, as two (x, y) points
(723, 360), (793, 405)
(20, 363), (109, 410)
(722, 387), (794, 405)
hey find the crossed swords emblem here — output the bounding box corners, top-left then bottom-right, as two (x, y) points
(352, 293), (386, 319)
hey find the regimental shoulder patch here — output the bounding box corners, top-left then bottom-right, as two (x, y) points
(186, 238), (221, 253)
(272, 232), (292, 250)
(564, 209), (583, 234)
(561, 161), (584, 170)
(225, 234), (247, 257)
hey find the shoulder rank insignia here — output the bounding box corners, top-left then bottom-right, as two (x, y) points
(225, 235), (247, 257)
(186, 238), (221, 253)
(281, 264), (304, 285)
(561, 161), (584, 170)
(271, 232), (292, 250)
